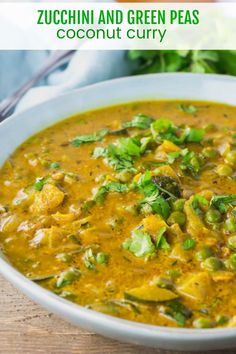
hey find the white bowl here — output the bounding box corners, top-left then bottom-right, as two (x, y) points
(1, 73), (236, 351)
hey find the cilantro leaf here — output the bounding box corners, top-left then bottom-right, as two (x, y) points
(162, 300), (192, 326)
(137, 172), (171, 219)
(156, 226), (170, 251)
(33, 177), (48, 191)
(178, 104), (198, 114)
(192, 194), (209, 215)
(180, 151), (202, 176)
(151, 118), (174, 135)
(210, 195), (236, 213)
(92, 147), (106, 158)
(71, 128), (109, 147)
(48, 162), (60, 169)
(182, 238), (196, 250)
(93, 182), (128, 204)
(122, 229), (156, 258)
(123, 114), (154, 129)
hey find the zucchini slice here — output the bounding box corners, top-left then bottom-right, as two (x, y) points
(124, 285), (178, 303)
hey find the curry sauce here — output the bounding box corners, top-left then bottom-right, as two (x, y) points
(0, 100), (236, 328)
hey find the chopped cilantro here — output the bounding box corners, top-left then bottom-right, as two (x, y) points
(180, 151), (202, 176)
(177, 104), (198, 114)
(92, 147), (106, 158)
(162, 300), (192, 326)
(192, 194), (209, 215)
(48, 162), (60, 169)
(123, 114), (154, 129)
(33, 177), (48, 191)
(210, 195), (236, 213)
(93, 182), (128, 204)
(71, 128), (109, 147)
(122, 229), (156, 258)
(137, 172), (171, 219)
(96, 252), (109, 265)
(83, 248), (96, 269)
(182, 238), (196, 250)
(156, 227), (170, 251)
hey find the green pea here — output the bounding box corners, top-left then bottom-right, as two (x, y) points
(225, 217), (236, 233)
(172, 198), (186, 212)
(96, 252), (109, 265)
(205, 209), (222, 224)
(202, 147), (218, 159)
(193, 317), (215, 329)
(56, 268), (81, 288)
(225, 254), (236, 271)
(225, 150), (236, 166)
(227, 236), (236, 251)
(167, 211), (186, 226)
(215, 164), (233, 177)
(201, 257), (223, 272)
(195, 246), (213, 262)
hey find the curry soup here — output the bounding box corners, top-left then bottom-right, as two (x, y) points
(0, 100), (236, 329)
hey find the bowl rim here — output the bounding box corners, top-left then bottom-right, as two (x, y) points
(1, 72), (236, 344)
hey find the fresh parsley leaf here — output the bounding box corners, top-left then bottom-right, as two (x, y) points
(210, 195), (236, 213)
(178, 104), (198, 114)
(71, 128), (109, 147)
(123, 114), (154, 129)
(182, 238), (196, 250)
(122, 229), (156, 258)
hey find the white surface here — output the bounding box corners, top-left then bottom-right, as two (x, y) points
(0, 73), (236, 351)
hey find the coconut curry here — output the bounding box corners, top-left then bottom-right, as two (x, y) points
(0, 100), (236, 329)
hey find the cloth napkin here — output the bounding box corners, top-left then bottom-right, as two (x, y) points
(14, 50), (132, 113)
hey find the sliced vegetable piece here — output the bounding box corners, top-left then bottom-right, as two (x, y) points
(177, 272), (212, 302)
(125, 285), (178, 303)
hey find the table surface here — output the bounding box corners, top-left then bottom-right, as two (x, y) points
(1, 274), (236, 354)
